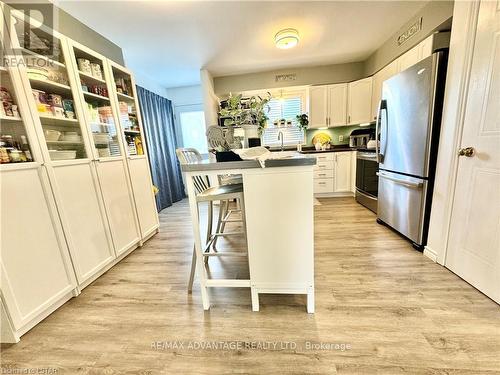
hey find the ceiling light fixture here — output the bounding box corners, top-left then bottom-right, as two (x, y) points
(275, 28), (299, 49)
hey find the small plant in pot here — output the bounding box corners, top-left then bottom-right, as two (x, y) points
(296, 113), (309, 132)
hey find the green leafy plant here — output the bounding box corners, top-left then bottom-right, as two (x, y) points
(219, 93), (243, 127)
(219, 92), (271, 134)
(296, 113), (309, 131)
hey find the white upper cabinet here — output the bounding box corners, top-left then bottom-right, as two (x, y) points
(371, 60), (399, 121)
(308, 86), (328, 128)
(347, 77), (372, 125)
(397, 45), (421, 72)
(397, 35), (434, 73)
(328, 84), (348, 127)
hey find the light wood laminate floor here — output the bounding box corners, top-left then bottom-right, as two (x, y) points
(2, 197), (499, 374)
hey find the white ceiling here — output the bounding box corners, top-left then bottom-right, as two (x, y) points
(56, 1), (428, 89)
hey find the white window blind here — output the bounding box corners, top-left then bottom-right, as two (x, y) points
(262, 93), (305, 146)
(262, 127), (304, 147)
(266, 97), (302, 126)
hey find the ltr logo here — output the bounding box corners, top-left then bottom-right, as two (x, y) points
(5, 1), (56, 57)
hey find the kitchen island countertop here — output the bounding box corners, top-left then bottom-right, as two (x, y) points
(180, 154), (316, 172)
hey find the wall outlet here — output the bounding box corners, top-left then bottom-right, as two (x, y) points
(339, 135), (344, 142)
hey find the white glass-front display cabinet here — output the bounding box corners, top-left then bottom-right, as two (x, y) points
(9, 12), (90, 162)
(69, 42), (123, 159)
(0, 41), (35, 165)
(109, 65), (145, 157)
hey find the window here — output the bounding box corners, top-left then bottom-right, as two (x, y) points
(267, 96), (303, 126)
(262, 89), (306, 147)
(179, 111), (208, 154)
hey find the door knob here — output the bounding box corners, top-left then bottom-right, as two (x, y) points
(458, 147), (475, 157)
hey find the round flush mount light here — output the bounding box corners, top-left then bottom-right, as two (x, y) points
(275, 28), (299, 49)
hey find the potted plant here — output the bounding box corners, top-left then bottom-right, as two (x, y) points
(296, 113), (309, 132)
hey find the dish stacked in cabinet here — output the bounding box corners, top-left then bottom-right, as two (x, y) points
(75, 51), (121, 158)
(13, 22), (87, 162)
(0, 67), (33, 163)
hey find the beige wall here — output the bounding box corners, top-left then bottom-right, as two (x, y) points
(200, 69), (219, 128)
(214, 62), (364, 96)
(364, 0), (454, 76)
(213, 1), (453, 96)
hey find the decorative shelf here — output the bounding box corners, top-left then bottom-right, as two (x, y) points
(83, 91), (110, 102)
(117, 92), (134, 101)
(0, 114), (22, 122)
(21, 48), (66, 68)
(29, 78), (71, 94)
(39, 115), (79, 125)
(79, 70), (106, 85)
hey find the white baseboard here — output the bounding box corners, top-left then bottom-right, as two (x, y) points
(423, 246), (438, 262)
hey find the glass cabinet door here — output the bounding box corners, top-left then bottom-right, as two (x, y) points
(0, 40), (35, 164)
(109, 66), (144, 156)
(10, 13), (88, 162)
(70, 44), (122, 159)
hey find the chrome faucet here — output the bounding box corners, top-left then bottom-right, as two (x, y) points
(278, 131), (284, 151)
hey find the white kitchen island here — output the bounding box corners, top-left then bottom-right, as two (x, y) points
(181, 154), (316, 313)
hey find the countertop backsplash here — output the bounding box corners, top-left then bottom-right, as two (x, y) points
(305, 124), (375, 146)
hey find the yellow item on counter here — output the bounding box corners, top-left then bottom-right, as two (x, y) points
(311, 132), (332, 146)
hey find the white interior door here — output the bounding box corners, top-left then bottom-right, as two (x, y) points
(445, 0), (500, 304)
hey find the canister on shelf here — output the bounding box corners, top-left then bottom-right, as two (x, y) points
(90, 63), (103, 79)
(0, 148), (10, 163)
(8, 149), (22, 163)
(77, 58), (91, 74)
(48, 94), (63, 107)
(2, 101), (13, 116)
(0, 87), (12, 102)
(51, 106), (65, 118)
(11, 105), (19, 118)
(62, 99), (74, 112)
(32, 89), (48, 104)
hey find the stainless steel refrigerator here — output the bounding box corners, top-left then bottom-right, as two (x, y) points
(376, 49), (448, 251)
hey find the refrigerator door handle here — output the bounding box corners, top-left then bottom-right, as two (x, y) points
(376, 99), (387, 163)
(376, 172), (423, 189)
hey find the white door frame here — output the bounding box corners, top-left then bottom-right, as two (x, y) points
(424, 0), (481, 265)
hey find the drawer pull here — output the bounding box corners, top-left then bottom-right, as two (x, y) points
(318, 182), (326, 185)
(319, 173), (326, 176)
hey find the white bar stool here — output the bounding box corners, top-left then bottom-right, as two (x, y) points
(176, 148), (248, 294)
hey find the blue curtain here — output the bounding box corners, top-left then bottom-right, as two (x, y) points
(136, 86), (185, 211)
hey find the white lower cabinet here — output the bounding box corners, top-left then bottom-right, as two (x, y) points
(127, 157), (160, 239)
(50, 162), (115, 286)
(334, 152), (352, 193)
(95, 159), (141, 256)
(313, 151), (355, 196)
(1, 165), (76, 341)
